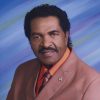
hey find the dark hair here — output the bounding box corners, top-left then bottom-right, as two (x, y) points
(24, 4), (72, 48)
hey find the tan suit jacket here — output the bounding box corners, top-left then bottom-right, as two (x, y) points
(7, 51), (100, 100)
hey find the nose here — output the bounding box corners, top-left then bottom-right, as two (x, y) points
(41, 36), (52, 48)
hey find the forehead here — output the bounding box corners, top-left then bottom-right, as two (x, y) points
(30, 16), (62, 33)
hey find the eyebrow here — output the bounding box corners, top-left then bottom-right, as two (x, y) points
(48, 30), (60, 33)
(31, 32), (42, 36)
(31, 30), (60, 36)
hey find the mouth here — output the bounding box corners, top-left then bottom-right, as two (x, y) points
(39, 48), (58, 57)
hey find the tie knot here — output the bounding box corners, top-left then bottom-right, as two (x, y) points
(43, 71), (51, 85)
(44, 71), (51, 80)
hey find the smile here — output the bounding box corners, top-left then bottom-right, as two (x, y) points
(40, 50), (57, 57)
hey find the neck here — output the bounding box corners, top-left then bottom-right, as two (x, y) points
(43, 64), (53, 69)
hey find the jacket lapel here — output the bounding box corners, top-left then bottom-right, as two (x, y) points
(26, 60), (41, 100)
(35, 51), (78, 100)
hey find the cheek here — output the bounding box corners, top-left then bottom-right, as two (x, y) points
(61, 36), (67, 47)
(55, 37), (67, 48)
(30, 42), (40, 53)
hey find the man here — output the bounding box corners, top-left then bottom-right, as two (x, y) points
(7, 4), (100, 100)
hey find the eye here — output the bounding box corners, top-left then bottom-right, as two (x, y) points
(31, 34), (42, 40)
(49, 31), (59, 37)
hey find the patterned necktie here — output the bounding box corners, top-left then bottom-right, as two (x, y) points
(42, 71), (51, 86)
(38, 71), (52, 93)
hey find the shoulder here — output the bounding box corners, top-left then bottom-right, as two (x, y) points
(16, 58), (40, 73)
(77, 57), (100, 99)
(71, 50), (99, 77)
(83, 75), (100, 100)
(9, 58), (41, 89)
(13, 58), (40, 80)
(7, 58), (40, 100)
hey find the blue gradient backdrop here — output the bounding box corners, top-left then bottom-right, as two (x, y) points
(0, 0), (100, 100)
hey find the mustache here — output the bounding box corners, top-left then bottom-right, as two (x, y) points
(39, 47), (58, 53)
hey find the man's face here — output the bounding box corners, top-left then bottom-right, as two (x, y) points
(30, 16), (68, 66)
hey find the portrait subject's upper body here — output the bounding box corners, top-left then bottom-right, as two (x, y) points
(7, 4), (100, 100)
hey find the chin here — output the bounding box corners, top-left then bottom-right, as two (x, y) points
(42, 60), (57, 67)
(43, 62), (54, 66)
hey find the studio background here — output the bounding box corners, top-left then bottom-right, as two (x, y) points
(0, 0), (100, 100)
